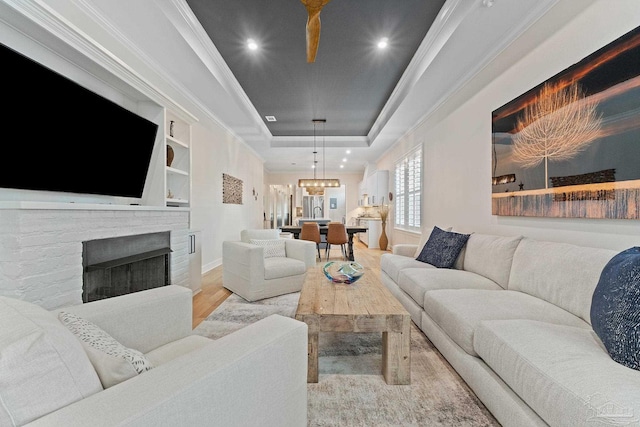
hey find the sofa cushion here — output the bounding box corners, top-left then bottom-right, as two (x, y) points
(59, 311), (154, 389)
(509, 238), (616, 324)
(380, 253), (434, 283)
(264, 256), (306, 280)
(415, 226), (470, 268)
(591, 247), (640, 371)
(463, 234), (522, 288)
(249, 238), (287, 258)
(145, 335), (212, 367)
(474, 319), (640, 427)
(423, 289), (590, 356)
(0, 297), (102, 426)
(397, 268), (502, 309)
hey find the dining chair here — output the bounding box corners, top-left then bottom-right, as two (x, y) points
(300, 222), (322, 260)
(325, 222), (348, 261)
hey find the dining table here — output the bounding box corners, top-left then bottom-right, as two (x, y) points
(280, 225), (368, 261)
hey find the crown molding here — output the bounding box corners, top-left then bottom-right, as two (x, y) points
(72, 0), (199, 124)
(1, 0), (197, 124)
(162, 0), (272, 140)
(0, 0), (267, 160)
(367, 0), (474, 144)
(372, 0), (560, 165)
(408, 0), (560, 141)
(271, 136), (369, 148)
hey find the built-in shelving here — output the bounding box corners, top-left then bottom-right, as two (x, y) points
(166, 166), (189, 176)
(164, 110), (192, 207)
(166, 135), (188, 149)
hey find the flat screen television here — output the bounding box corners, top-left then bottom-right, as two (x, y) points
(1, 42), (158, 199)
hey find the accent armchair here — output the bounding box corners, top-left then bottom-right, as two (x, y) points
(0, 285), (308, 426)
(222, 229), (317, 302)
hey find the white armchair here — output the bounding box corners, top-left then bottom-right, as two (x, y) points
(223, 229), (316, 302)
(0, 285), (308, 427)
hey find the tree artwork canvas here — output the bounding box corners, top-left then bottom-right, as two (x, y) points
(491, 25), (640, 219)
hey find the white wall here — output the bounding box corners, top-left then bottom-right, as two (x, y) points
(377, 0), (640, 251)
(190, 121), (264, 272)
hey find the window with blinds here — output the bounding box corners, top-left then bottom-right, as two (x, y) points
(394, 147), (421, 231)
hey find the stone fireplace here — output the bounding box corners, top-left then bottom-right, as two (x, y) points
(82, 231), (171, 302)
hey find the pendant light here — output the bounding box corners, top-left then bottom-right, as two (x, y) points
(298, 119), (340, 194)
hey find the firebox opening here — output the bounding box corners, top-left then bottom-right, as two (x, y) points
(82, 231), (171, 303)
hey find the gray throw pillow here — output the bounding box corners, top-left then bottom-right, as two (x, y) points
(415, 226), (470, 268)
(590, 246), (640, 371)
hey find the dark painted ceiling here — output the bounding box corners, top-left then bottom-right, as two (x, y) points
(185, 0), (446, 137)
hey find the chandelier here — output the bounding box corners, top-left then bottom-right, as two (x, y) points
(298, 119), (340, 195)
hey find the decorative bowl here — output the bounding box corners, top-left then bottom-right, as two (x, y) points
(322, 261), (365, 284)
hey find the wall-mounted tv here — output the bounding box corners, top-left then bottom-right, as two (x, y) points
(1, 42), (158, 199)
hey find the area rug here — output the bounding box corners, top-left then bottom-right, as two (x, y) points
(192, 292), (500, 427)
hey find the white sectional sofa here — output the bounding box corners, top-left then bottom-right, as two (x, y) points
(1, 285), (308, 427)
(381, 232), (640, 427)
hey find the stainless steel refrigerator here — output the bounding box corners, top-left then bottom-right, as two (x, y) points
(302, 195), (324, 218)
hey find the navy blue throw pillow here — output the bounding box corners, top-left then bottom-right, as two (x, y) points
(590, 247), (640, 371)
(416, 226), (470, 268)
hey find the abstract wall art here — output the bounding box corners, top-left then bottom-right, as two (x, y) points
(491, 25), (640, 219)
(222, 173), (243, 204)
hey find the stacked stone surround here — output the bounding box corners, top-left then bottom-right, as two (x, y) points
(0, 202), (190, 310)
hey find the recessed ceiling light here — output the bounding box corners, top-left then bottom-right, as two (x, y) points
(247, 39), (258, 50)
(346, 150), (351, 154)
(377, 37), (388, 49)
(265, 115), (276, 122)
(340, 165), (344, 168)
(342, 158), (347, 162)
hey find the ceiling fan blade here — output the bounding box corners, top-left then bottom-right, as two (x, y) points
(305, 11), (321, 62)
(301, 0), (331, 63)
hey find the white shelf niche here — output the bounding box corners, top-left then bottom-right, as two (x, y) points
(165, 110), (191, 206)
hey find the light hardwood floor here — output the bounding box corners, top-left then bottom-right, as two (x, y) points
(192, 239), (388, 328)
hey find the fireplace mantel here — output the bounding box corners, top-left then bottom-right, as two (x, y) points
(0, 201), (189, 212)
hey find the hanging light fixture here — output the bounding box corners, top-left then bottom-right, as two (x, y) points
(298, 119), (340, 194)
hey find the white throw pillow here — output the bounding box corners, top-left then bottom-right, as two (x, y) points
(58, 311), (153, 388)
(249, 238), (287, 258)
(0, 297), (102, 426)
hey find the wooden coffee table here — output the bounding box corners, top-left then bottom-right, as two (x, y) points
(295, 265), (411, 384)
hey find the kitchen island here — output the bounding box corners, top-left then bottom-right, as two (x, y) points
(356, 217), (382, 249)
(297, 218), (332, 226)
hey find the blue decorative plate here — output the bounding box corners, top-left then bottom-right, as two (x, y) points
(322, 261), (365, 284)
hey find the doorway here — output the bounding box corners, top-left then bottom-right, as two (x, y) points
(267, 185), (294, 228)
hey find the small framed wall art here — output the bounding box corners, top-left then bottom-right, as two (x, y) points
(222, 173), (243, 205)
